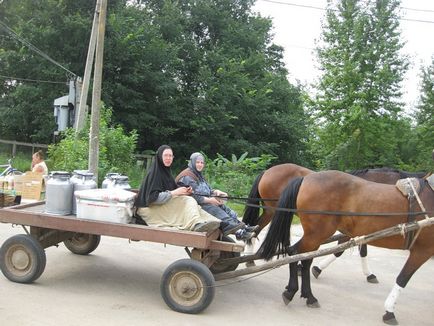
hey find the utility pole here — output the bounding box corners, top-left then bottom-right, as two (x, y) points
(74, 0), (101, 132)
(88, 0), (107, 183)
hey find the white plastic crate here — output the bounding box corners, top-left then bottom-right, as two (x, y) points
(75, 188), (136, 224)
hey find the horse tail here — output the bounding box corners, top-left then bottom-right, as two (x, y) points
(258, 176), (304, 261)
(242, 171), (265, 226)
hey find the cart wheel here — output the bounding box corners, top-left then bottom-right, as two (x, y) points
(209, 235), (240, 274)
(160, 259), (215, 314)
(0, 234), (46, 283)
(64, 234), (101, 255)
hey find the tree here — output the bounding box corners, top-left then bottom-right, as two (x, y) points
(0, 0), (104, 143)
(411, 58), (434, 170)
(1, 0), (311, 166)
(310, 0), (409, 170)
(104, 0), (310, 164)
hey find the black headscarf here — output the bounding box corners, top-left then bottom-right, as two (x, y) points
(135, 145), (177, 207)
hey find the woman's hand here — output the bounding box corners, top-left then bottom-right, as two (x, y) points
(206, 197), (223, 206)
(171, 186), (192, 196)
(213, 190), (228, 198)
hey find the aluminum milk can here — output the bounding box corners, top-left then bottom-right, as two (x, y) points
(45, 171), (73, 215)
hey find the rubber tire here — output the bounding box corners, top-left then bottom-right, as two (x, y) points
(64, 234), (101, 255)
(160, 259), (215, 314)
(0, 234), (46, 283)
(209, 235), (240, 274)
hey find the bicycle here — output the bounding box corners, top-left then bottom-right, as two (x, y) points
(0, 159), (23, 177)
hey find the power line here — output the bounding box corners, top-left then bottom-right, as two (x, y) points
(0, 75), (67, 84)
(259, 0), (434, 24)
(259, 0), (324, 11)
(0, 19), (77, 78)
(401, 17), (434, 24)
(401, 6), (434, 13)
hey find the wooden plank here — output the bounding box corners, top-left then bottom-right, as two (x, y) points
(0, 203), (242, 253)
(208, 239), (245, 253)
(0, 205), (209, 249)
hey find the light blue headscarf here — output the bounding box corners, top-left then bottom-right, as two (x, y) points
(188, 152), (206, 182)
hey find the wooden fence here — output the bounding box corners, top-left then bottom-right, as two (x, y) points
(0, 138), (153, 170)
(0, 139), (48, 157)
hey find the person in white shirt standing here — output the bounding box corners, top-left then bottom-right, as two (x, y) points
(31, 150), (48, 175)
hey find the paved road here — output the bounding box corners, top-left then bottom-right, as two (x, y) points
(0, 223), (433, 326)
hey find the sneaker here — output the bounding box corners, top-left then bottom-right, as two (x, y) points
(193, 221), (221, 233)
(223, 222), (245, 236)
(245, 224), (259, 233)
(235, 229), (254, 241)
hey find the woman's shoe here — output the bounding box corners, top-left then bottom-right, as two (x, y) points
(235, 229), (254, 241)
(245, 224), (260, 233)
(222, 222), (245, 236)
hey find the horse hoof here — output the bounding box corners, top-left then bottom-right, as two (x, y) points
(367, 274), (379, 283)
(282, 291), (294, 305)
(312, 266), (322, 279)
(383, 311), (398, 325)
(245, 261), (256, 268)
(307, 300), (320, 308)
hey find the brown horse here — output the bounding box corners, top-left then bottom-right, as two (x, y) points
(243, 164), (313, 232)
(243, 164), (427, 281)
(243, 164), (427, 234)
(258, 170), (434, 324)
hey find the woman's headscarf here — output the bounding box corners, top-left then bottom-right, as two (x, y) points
(188, 152), (206, 182)
(135, 145), (177, 207)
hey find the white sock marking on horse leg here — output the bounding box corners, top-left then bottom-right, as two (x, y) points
(384, 283), (403, 313)
(361, 256), (373, 276)
(244, 237), (256, 255)
(317, 254), (337, 270)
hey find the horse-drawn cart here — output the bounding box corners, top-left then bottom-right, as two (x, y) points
(0, 201), (244, 314)
(1, 199), (434, 320)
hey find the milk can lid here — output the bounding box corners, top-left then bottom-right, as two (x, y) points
(104, 172), (120, 179)
(112, 175), (129, 181)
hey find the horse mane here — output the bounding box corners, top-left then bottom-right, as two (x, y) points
(398, 171), (427, 178)
(349, 168), (370, 176)
(349, 167), (425, 178)
(349, 167), (399, 175)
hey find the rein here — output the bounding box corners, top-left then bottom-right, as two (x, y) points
(193, 192), (433, 218)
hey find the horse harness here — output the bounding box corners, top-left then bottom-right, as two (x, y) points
(395, 177), (429, 250)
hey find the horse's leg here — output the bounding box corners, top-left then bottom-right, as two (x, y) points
(282, 261), (299, 305)
(294, 230), (329, 308)
(246, 209), (274, 267)
(312, 254), (337, 279)
(382, 249), (431, 325)
(245, 236), (257, 267)
(359, 244), (378, 283)
(312, 236), (349, 278)
(282, 243), (300, 305)
(312, 239), (379, 283)
(300, 258), (319, 307)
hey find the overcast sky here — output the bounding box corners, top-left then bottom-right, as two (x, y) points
(253, 0), (434, 112)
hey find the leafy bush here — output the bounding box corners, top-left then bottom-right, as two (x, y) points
(48, 107), (138, 185)
(204, 152), (276, 197)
